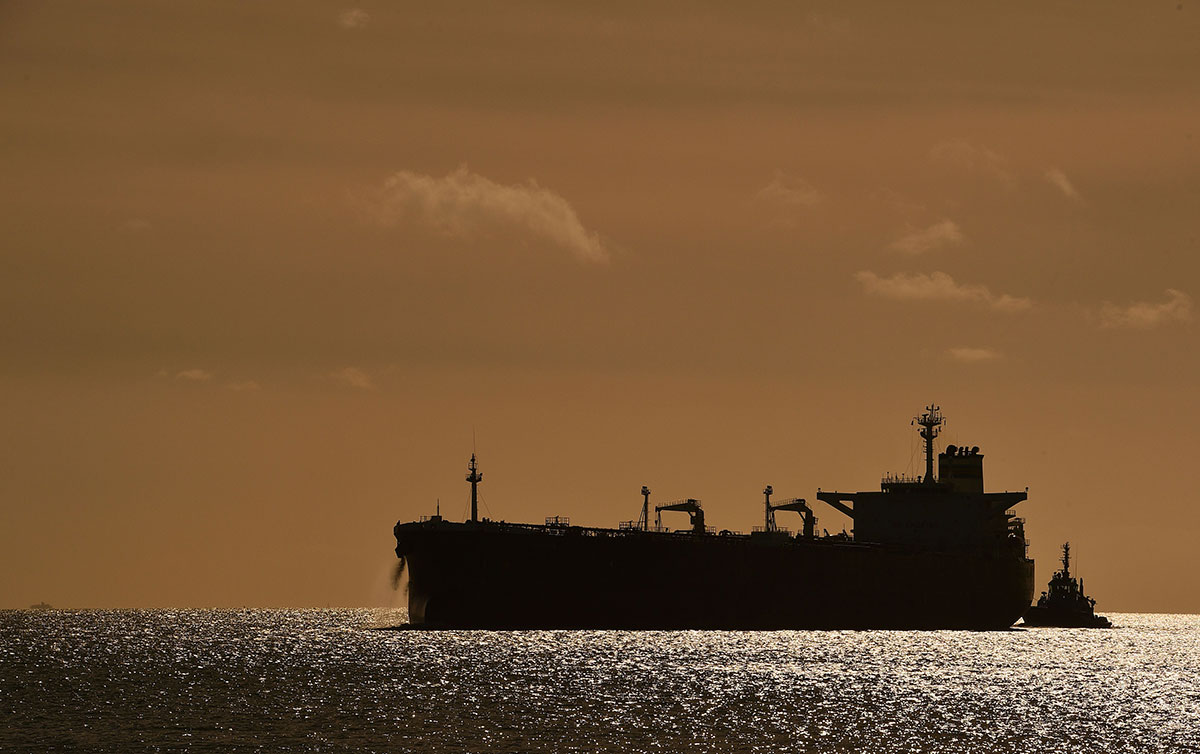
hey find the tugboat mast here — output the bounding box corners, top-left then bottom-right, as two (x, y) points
(466, 453), (483, 522)
(1061, 541), (1071, 578)
(913, 404), (944, 484)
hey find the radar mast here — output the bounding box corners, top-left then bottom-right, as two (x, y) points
(913, 404), (944, 484)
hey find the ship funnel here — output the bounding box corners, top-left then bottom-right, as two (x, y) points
(939, 443), (984, 493)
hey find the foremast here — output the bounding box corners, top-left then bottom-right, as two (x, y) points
(466, 453), (483, 522)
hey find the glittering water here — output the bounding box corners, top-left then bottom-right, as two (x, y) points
(1, 611), (1197, 753)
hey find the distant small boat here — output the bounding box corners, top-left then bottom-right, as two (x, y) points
(1023, 542), (1111, 628)
(28, 602), (52, 611)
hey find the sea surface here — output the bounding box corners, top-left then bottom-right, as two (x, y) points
(1, 610), (1197, 753)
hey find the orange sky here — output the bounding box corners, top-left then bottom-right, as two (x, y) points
(1, 1), (1197, 611)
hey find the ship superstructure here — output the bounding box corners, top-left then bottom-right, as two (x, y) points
(817, 406), (1029, 552)
(393, 405), (1035, 629)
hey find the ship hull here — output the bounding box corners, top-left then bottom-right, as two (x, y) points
(395, 522), (1034, 630)
(1021, 606), (1112, 628)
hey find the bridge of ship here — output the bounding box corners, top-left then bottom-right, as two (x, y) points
(814, 484), (1028, 548)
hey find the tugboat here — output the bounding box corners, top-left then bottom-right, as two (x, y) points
(1023, 542), (1112, 628)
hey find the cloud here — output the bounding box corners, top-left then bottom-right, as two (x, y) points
(929, 139), (1015, 187)
(175, 369), (213, 381)
(330, 366), (374, 390)
(373, 166), (609, 263)
(804, 12), (851, 35)
(854, 271), (1032, 312)
(890, 219), (964, 255)
(227, 380), (261, 392)
(1044, 168), (1083, 202)
(755, 171), (822, 210)
(339, 9), (369, 29)
(990, 294), (1033, 312)
(946, 346), (1002, 362)
(1100, 289), (1193, 329)
(875, 188), (927, 216)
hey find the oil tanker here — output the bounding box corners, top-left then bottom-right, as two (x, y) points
(393, 405), (1035, 629)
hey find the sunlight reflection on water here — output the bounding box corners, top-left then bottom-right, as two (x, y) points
(2, 610), (1197, 752)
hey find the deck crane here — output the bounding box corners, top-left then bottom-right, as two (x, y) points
(763, 485), (817, 537)
(655, 498), (706, 534)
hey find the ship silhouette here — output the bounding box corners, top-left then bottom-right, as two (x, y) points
(393, 405), (1035, 629)
(1022, 542), (1112, 628)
